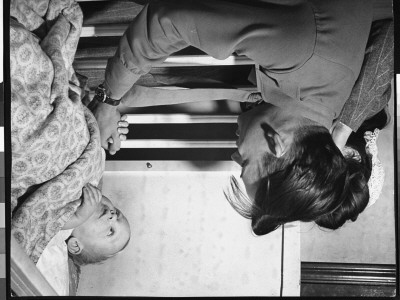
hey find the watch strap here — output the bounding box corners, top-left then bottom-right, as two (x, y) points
(101, 97), (121, 106)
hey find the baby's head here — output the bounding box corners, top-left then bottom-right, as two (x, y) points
(67, 195), (131, 265)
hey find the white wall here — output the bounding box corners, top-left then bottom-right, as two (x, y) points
(78, 169), (300, 296)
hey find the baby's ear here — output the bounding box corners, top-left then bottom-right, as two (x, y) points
(67, 237), (84, 255)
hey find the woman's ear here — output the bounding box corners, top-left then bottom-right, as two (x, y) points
(265, 131), (285, 157)
(272, 133), (285, 157)
(262, 123), (285, 157)
(67, 237), (84, 255)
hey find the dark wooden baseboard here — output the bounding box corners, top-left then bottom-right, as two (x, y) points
(301, 262), (397, 297)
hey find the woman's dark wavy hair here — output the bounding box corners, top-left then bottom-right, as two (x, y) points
(225, 107), (390, 235)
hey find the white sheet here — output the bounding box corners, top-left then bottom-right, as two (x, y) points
(36, 229), (73, 296)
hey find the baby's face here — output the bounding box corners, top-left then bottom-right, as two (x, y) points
(72, 196), (131, 258)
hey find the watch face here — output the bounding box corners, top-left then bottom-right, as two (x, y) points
(96, 88), (105, 100)
(94, 85), (119, 105)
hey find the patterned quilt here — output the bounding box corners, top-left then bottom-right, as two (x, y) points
(10, 0), (104, 264)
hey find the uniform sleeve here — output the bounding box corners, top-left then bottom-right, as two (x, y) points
(338, 20), (393, 132)
(104, 0), (257, 100)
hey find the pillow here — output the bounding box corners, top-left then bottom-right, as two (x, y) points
(36, 229), (73, 295)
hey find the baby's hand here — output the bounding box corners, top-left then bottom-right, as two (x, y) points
(75, 184), (102, 221)
(106, 114), (130, 155)
(63, 184), (102, 230)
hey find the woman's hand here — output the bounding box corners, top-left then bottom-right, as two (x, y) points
(89, 101), (129, 155)
(63, 184), (102, 230)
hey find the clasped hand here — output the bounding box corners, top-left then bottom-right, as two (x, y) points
(89, 100), (129, 155)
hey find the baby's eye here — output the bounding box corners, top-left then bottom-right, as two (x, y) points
(107, 228), (114, 236)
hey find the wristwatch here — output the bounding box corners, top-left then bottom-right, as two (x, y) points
(93, 84), (121, 106)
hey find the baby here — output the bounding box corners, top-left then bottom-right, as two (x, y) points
(63, 184), (131, 266)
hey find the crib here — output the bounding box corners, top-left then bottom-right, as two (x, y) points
(9, 0), (301, 296)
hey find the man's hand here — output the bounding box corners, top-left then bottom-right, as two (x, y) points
(63, 184), (102, 230)
(89, 101), (129, 155)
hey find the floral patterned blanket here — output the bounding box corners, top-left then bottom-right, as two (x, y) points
(10, 0), (104, 264)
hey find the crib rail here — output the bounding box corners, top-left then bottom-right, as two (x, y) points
(11, 236), (58, 296)
(124, 114), (238, 124)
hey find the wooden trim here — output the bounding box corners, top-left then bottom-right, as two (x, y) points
(301, 262), (396, 286)
(11, 236), (58, 296)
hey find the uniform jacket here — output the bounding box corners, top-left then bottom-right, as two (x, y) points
(104, 0), (379, 130)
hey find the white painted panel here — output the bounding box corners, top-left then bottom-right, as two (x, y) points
(282, 223), (301, 296)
